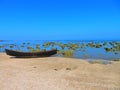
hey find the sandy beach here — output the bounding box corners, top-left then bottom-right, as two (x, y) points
(0, 53), (120, 90)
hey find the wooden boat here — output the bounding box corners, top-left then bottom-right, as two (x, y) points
(5, 49), (57, 58)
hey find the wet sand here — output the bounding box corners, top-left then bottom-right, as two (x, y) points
(0, 53), (120, 90)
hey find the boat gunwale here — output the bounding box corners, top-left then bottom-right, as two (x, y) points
(5, 49), (57, 54)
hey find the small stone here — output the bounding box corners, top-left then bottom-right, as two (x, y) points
(54, 69), (58, 71)
(33, 66), (37, 68)
(66, 68), (71, 70)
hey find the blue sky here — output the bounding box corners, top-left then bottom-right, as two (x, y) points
(0, 0), (120, 40)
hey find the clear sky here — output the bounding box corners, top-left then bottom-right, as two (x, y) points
(0, 0), (120, 40)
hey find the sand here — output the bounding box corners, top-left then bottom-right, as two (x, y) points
(0, 53), (120, 90)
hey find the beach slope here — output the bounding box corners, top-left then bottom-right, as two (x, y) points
(0, 53), (120, 90)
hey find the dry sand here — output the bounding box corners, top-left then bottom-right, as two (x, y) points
(0, 53), (120, 90)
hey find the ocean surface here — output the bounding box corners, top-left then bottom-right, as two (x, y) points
(0, 40), (120, 61)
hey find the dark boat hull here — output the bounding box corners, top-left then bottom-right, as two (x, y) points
(5, 49), (57, 57)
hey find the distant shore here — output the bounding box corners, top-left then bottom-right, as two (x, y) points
(0, 53), (120, 90)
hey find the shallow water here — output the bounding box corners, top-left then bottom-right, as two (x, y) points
(0, 40), (120, 61)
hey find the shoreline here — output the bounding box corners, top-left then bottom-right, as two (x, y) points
(0, 52), (115, 62)
(0, 53), (120, 90)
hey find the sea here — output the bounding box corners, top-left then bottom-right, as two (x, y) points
(0, 40), (120, 62)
